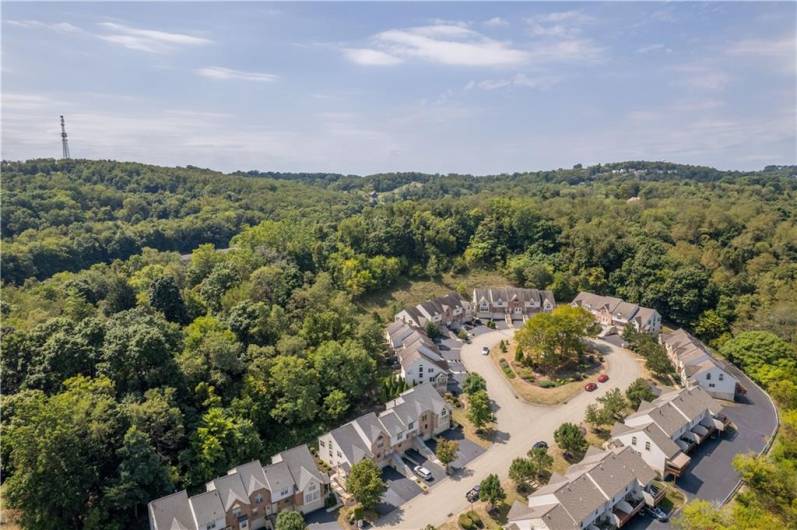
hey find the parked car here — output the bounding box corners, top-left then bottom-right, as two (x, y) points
(597, 374), (609, 383)
(646, 506), (669, 522)
(413, 465), (433, 481)
(584, 382), (598, 392)
(466, 485), (481, 503)
(532, 440), (549, 451)
(481, 346), (490, 355)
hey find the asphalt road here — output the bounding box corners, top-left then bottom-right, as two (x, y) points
(375, 329), (643, 529)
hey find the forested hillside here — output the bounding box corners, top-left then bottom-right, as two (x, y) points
(1, 159), (796, 529)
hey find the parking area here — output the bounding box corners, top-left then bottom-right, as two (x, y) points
(376, 466), (424, 516)
(426, 428), (486, 470)
(403, 449), (447, 482)
(305, 508), (343, 530)
(675, 365), (778, 503)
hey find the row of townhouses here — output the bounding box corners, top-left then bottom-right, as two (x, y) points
(386, 320), (450, 390)
(572, 292), (740, 402)
(148, 445), (329, 530)
(609, 386), (728, 478)
(571, 292), (662, 335)
(660, 329), (740, 401)
(507, 446), (663, 530)
(389, 289), (557, 391)
(473, 287), (555, 322)
(318, 383), (450, 482)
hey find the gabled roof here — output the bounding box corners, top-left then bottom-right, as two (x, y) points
(328, 422), (373, 464)
(352, 412), (388, 445)
(473, 287), (553, 307)
(385, 382), (448, 425)
(228, 460), (268, 497)
(263, 460), (295, 497)
(148, 490), (197, 530)
(187, 491), (224, 529)
(207, 473), (248, 511)
(661, 329), (737, 385)
(272, 444), (329, 491)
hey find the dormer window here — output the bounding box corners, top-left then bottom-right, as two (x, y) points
(255, 494), (263, 504)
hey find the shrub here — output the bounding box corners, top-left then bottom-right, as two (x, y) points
(458, 513), (474, 530)
(499, 358), (515, 379)
(538, 380), (556, 388)
(467, 511), (483, 528)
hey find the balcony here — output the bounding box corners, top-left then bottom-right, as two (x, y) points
(643, 483), (665, 506)
(611, 494), (646, 527)
(665, 451), (691, 477)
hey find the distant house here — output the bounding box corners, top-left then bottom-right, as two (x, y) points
(571, 292), (661, 335)
(386, 322), (449, 390)
(609, 387), (727, 478)
(318, 383), (451, 480)
(472, 287), (555, 322)
(660, 329), (739, 401)
(394, 292), (472, 329)
(148, 444), (329, 530)
(507, 446), (662, 530)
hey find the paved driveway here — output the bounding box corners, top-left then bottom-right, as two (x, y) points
(376, 466), (423, 516)
(675, 364), (778, 503)
(426, 428), (486, 470)
(376, 330), (643, 528)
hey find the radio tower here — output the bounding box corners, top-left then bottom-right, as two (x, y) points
(60, 115), (70, 159)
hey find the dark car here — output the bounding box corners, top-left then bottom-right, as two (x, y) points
(466, 485), (481, 503)
(584, 382), (598, 392)
(597, 374), (609, 383)
(646, 506), (669, 522)
(532, 441), (549, 451)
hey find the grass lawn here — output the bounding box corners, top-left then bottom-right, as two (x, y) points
(489, 340), (606, 406)
(357, 269), (508, 321)
(451, 397), (495, 449)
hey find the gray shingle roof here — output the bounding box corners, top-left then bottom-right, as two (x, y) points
(187, 491), (224, 529)
(263, 460), (295, 499)
(272, 444), (329, 491)
(207, 473), (248, 511)
(329, 422), (373, 464)
(228, 460), (268, 497)
(148, 490), (196, 530)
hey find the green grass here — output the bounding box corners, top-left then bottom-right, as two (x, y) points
(356, 269), (509, 320)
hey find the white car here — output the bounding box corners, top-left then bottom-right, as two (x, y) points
(413, 465), (433, 481)
(481, 346), (490, 355)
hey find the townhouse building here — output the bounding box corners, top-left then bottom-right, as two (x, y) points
(385, 321), (449, 390)
(148, 444), (328, 530)
(507, 446), (663, 530)
(394, 293), (473, 329)
(571, 292), (661, 335)
(609, 387), (728, 478)
(318, 383), (451, 480)
(472, 287), (555, 322)
(660, 328), (739, 401)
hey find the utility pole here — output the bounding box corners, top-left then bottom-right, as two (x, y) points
(60, 115), (70, 159)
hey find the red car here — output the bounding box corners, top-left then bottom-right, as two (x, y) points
(598, 374), (609, 383)
(584, 382), (598, 392)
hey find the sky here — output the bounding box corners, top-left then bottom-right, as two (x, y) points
(2, 2), (796, 175)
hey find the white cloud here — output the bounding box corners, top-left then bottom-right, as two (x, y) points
(467, 73), (561, 91)
(727, 35), (796, 73)
(343, 24), (528, 67)
(6, 19), (82, 33)
(343, 48), (403, 65)
(96, 22), (211, 53)
(671, 65), (731, 91)
(483, 17), (509, 28)
(525, 10), (594, 38)
(636, 43), (672, 54)
(194, 66), (278, 82)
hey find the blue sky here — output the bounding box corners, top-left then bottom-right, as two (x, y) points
(2, 2), (795, 174)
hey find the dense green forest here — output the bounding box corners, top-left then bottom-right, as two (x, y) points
(1, 159), (796, 529)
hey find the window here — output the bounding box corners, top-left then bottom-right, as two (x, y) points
(631, 436), (637, 446)
(706, 373), (712, 380)
(428, 368), (433, 373)
(233, 507), (241, 517)
(408, 422), (414, 429)
(206, 523), (216, 530)
(709, 383), (716, 388)
(255, 494), (262, 504)
(645, 441), (651, 451)
(441, 409), (447, 415)
(319, 440), (325, 447)
(337, 451), (342, 458)
(719, 373), (724, 381)
(281, 488), (289, 497)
